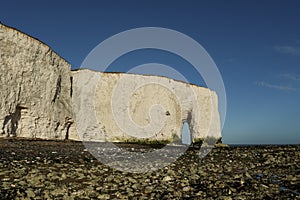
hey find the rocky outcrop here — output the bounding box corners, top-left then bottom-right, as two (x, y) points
(0, 24), (73, 139)
(0, 23), (221, 143)
(72, 70), (221, 143)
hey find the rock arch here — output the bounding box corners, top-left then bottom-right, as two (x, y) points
(71, 70), (221, 143)
(181, 121), (192, 145)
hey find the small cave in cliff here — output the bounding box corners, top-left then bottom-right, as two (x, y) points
(64, 118), (73, 140)
(1, 105), (26, 137)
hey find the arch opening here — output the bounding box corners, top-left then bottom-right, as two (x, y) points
(181, 121), (192, 145)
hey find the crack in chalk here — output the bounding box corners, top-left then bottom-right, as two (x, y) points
(52, 75), (61, 103)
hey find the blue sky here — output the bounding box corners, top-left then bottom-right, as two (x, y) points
(1, 0), (299, 144)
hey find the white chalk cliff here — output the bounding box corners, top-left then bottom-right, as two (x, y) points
(0, 23), (73, 140)
(0, 23), (221, 143)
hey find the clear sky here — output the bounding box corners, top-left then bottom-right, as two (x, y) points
(1, 0), (299, 144)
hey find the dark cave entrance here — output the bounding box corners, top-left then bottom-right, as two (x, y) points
(2, 105), (27, 137)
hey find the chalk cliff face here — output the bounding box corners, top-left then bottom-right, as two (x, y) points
(0, 24), (73, 139)
(72, 70), (221, 143)
(0, 23), (221, 143)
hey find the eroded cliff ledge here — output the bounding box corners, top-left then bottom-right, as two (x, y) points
(0, 23), (221, 143)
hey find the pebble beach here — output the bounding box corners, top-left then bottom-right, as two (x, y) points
(0, 139), (299, 199)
